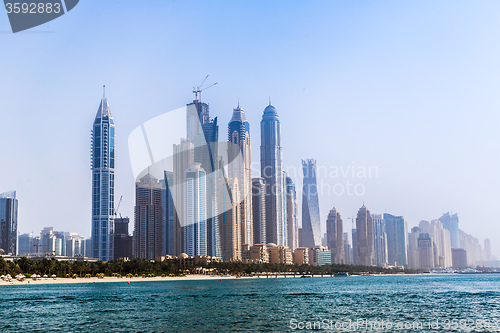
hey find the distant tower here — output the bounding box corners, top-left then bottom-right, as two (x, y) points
(91, 87), (115, 261)
(228, 104), (253, 246)
(285, 176), (298, 251)
(355, 205), (374, 266)
(484, 238), (491, 262)
(384, 213), (408, 267)
(161, 171), (175, 256)
(326, 207), (345, 264)
(173, 139), (194, 256)
(439, 212), (460, 249)
(301, 159), (321, 247)
(372, 214), (388, 266)
(0, 191), (18, 255)
(260, 102), (285, 245)
(133, 173), (163, 260)
(252, 178), (266, 245)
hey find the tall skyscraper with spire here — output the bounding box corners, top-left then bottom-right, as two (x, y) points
(301, 159), (321, 247)
(260, 102), (285, 245)
(91, 86), (115, 261)
(228, 104), (253, 246)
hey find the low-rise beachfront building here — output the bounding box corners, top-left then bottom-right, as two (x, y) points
(293, 247), (309, 265)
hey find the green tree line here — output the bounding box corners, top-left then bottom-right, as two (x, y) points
(0, 257), (422, 278)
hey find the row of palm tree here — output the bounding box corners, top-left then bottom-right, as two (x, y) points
(0, 257), (422, 277)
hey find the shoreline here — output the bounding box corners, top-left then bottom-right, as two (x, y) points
(0, 274), (250, 286)
(1, 272), (496, 286)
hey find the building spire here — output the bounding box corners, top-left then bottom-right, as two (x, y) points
(269, 96), (271, 105)
(103, 85), (106, 98)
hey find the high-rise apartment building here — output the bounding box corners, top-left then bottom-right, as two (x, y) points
(228, 104), (253, 247)
(252, 178), (266, 245)
(301, 159), (321, 247)
(0, 191), (18, 255)
(372, 214), (388, 266)
(218, 178), (241, 261)
(285, 176), (298, 251)
(133, 173), (163, 260)
(188, 100), (221, 258)
(114, 217), (132, 259)
(326, 207), (345, 264)
(161, 171), (175, 256)
(91, 89), (115, 260)
(439, 212), (460, 249)
(417, 233), (435, 270)
(183, 164), (207, 257)
(172, 138), (194, 256)
(419, 220), (452, 268)
(355, 205), (374, 266)
(18, 233), (33, 256)
(384, 213), (408, 267)
(260, 103), (285, 245)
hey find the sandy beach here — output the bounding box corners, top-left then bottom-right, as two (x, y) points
(0, 274), (250, 286)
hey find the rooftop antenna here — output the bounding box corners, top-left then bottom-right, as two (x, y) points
(103, 85), (105, 98)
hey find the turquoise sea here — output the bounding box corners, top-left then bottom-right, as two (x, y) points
(1, 274), (499, 332)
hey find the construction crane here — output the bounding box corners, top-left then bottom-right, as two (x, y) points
(115, 195), (123, 218)
(348, 216), (355, 229)
(193, 75), (217, 103)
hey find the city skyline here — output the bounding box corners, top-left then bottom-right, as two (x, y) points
(1, 1), (499, 257)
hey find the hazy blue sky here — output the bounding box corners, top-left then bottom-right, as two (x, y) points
(1, 1), (499, 256)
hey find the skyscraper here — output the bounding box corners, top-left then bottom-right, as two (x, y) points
(228, 104), (253, 247)
(188, 100), (221, 258)
(484, 238), (491, 262)
(326, 207), (345, 264)
(18, 233), (33, 256)
(219, 178), (241, 261)
(133, 173), (163, 260)
(0, 191), (18, 255)
(419, 219), (452, 268)
(384, 213), (408, 267)
(91, 89), (115, 261)
(252, 178), (266, 245)
(161, 171), (175, 256)
(301, 159), (321, 247)
(114, 217), (132, 259)
(183, 164), (207, 257)
(408, 226), (421, 269)
(372, 214), (388, 266)
(439, 212), (460, 249)
(355, 205), (374, 266)
(285, 176), (298, 251)
(417, 233), (435, 270)
(260, 103), (285, 245)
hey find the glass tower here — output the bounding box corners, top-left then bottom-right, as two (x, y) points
(260, 103), (285, 245)
(91, 89), (115, 261)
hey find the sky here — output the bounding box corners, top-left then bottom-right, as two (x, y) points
(0, 1), (499, 257)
